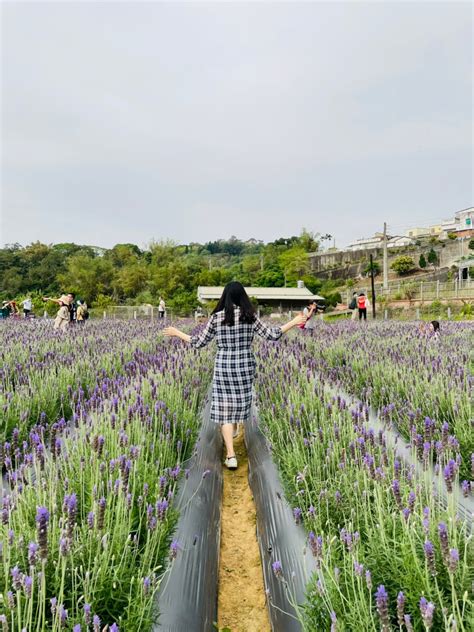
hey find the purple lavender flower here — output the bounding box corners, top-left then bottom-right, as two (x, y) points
(448, 548), (459, 574)
(110, 625), (119, 632)
(36, 506), (50, 560)
(391, 479), (402, 508)
(461, 480), (470, 498)
(438, 522), (449, 563)
(308, 532), (323, 562)
(83, 603), (91, 625)
(50, 597), (57, 615)
(375, 585), (390, 631)
(293, 507), (302, 524)
(354, 560), (364, 577)
(0, 614), (8, 632)
(73, 626), (81, 632)
(424, 541), (437, 576)
(7, 591), (14, 609)
(404, 613), (414, 632)
(272, 560), (283, 578)
(419, 597), (435, 629)
(365, 569), (372, 590)
(396, 591), (405, 627)
(169, 539), (179, 560)
(143, 576), (151, 595)
(443, 460), (457, 493)
(11, 565), (22, 590)
(59, 604), (68, 627)
(97, 497), (106, 530)
(93, 615), (101, 632)
(28, 542), (39, 566)
(23, 575), (33, 598)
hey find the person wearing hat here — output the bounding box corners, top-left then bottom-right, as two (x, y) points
(53, 295), (71, 331)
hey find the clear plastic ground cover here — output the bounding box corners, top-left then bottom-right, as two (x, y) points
(154, 397), (223, 631)
(246, 403), (319, 631)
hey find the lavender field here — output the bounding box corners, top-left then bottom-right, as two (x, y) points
(0, 319), (472, 630)
(255, 321), (473, 631)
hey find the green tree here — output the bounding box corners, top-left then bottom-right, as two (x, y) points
(419, 253), (427, 269)
(391, 256), (415, 276)
(59, 254), (115, 301)
(278, 247), (309, 285)
(363, 260), (381, 276)
(427, 248), (438, 268)
(299, 228), (320, 252)
(468, 238), (474, 251)
(114, 263), (149, 299)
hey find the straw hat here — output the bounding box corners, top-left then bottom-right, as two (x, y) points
(59, 295), (72, 305)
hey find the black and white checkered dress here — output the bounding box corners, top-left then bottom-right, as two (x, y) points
(190, 307), (283, 425)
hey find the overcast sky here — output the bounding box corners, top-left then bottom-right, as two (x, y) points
(1, 1), (472, 250)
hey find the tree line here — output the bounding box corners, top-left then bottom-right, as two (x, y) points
(0, 231), (342, 314)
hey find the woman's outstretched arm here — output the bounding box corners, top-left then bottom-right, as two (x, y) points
(254, 313), (306, 340)
(164, 314), (217, 348)
(163, 326), (191, 343)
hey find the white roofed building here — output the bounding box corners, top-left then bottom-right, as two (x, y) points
(197, 284), (324, 311)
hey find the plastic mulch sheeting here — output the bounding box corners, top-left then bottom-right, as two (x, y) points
(154, 397), (223, 631)
(245, 403), (318, 632)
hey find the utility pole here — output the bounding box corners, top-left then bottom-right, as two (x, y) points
(370, 254), (376, 319)
(383, 222), (388, 291)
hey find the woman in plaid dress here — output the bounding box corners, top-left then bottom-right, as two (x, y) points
(164, 282), (306, 469)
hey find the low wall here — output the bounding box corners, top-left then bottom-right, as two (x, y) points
(310, 238), (471, 275)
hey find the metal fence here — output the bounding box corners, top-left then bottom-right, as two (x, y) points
(88, 305), (198, 321)
(346, 278), (474, 303)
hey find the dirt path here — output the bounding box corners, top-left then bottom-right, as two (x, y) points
(217, 428), (271, 632)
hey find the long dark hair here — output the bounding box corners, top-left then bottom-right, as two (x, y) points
(212, 281), (256, 326)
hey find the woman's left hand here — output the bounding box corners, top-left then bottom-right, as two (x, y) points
(163, 326), (178, 337)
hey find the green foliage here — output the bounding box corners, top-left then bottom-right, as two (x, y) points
(403, 283), (417, 301)
(419, 253), (427, 268)
(391, 256), (415, 276)
(447, 232), (457, 240)
(0, 233), (328, 313)
(363, 260), (380, 276)
(323, 291), (342, 307)
(427, 248), (438, 267)
(468, 238), (474, 251)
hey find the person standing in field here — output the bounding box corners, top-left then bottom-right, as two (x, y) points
(349, 292), (358, 320)
(76, 300), (88, 324)
(357, 292), (370, 321)
(301, 300), (317, 330)
(158, 297), (166, 319)
(43, 292), (76, 322)
(53, 295), (71, 331)
(163, 281), (306, 470)
(22, 297), (33, 318)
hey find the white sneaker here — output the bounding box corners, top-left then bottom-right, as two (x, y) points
(224, 456), (238, 470)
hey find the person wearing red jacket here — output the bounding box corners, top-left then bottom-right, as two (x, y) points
(357, 293), (370, 320)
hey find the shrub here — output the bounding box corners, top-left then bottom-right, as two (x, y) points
(427, 248), (438, 267)
(391, 256), (415, 276)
